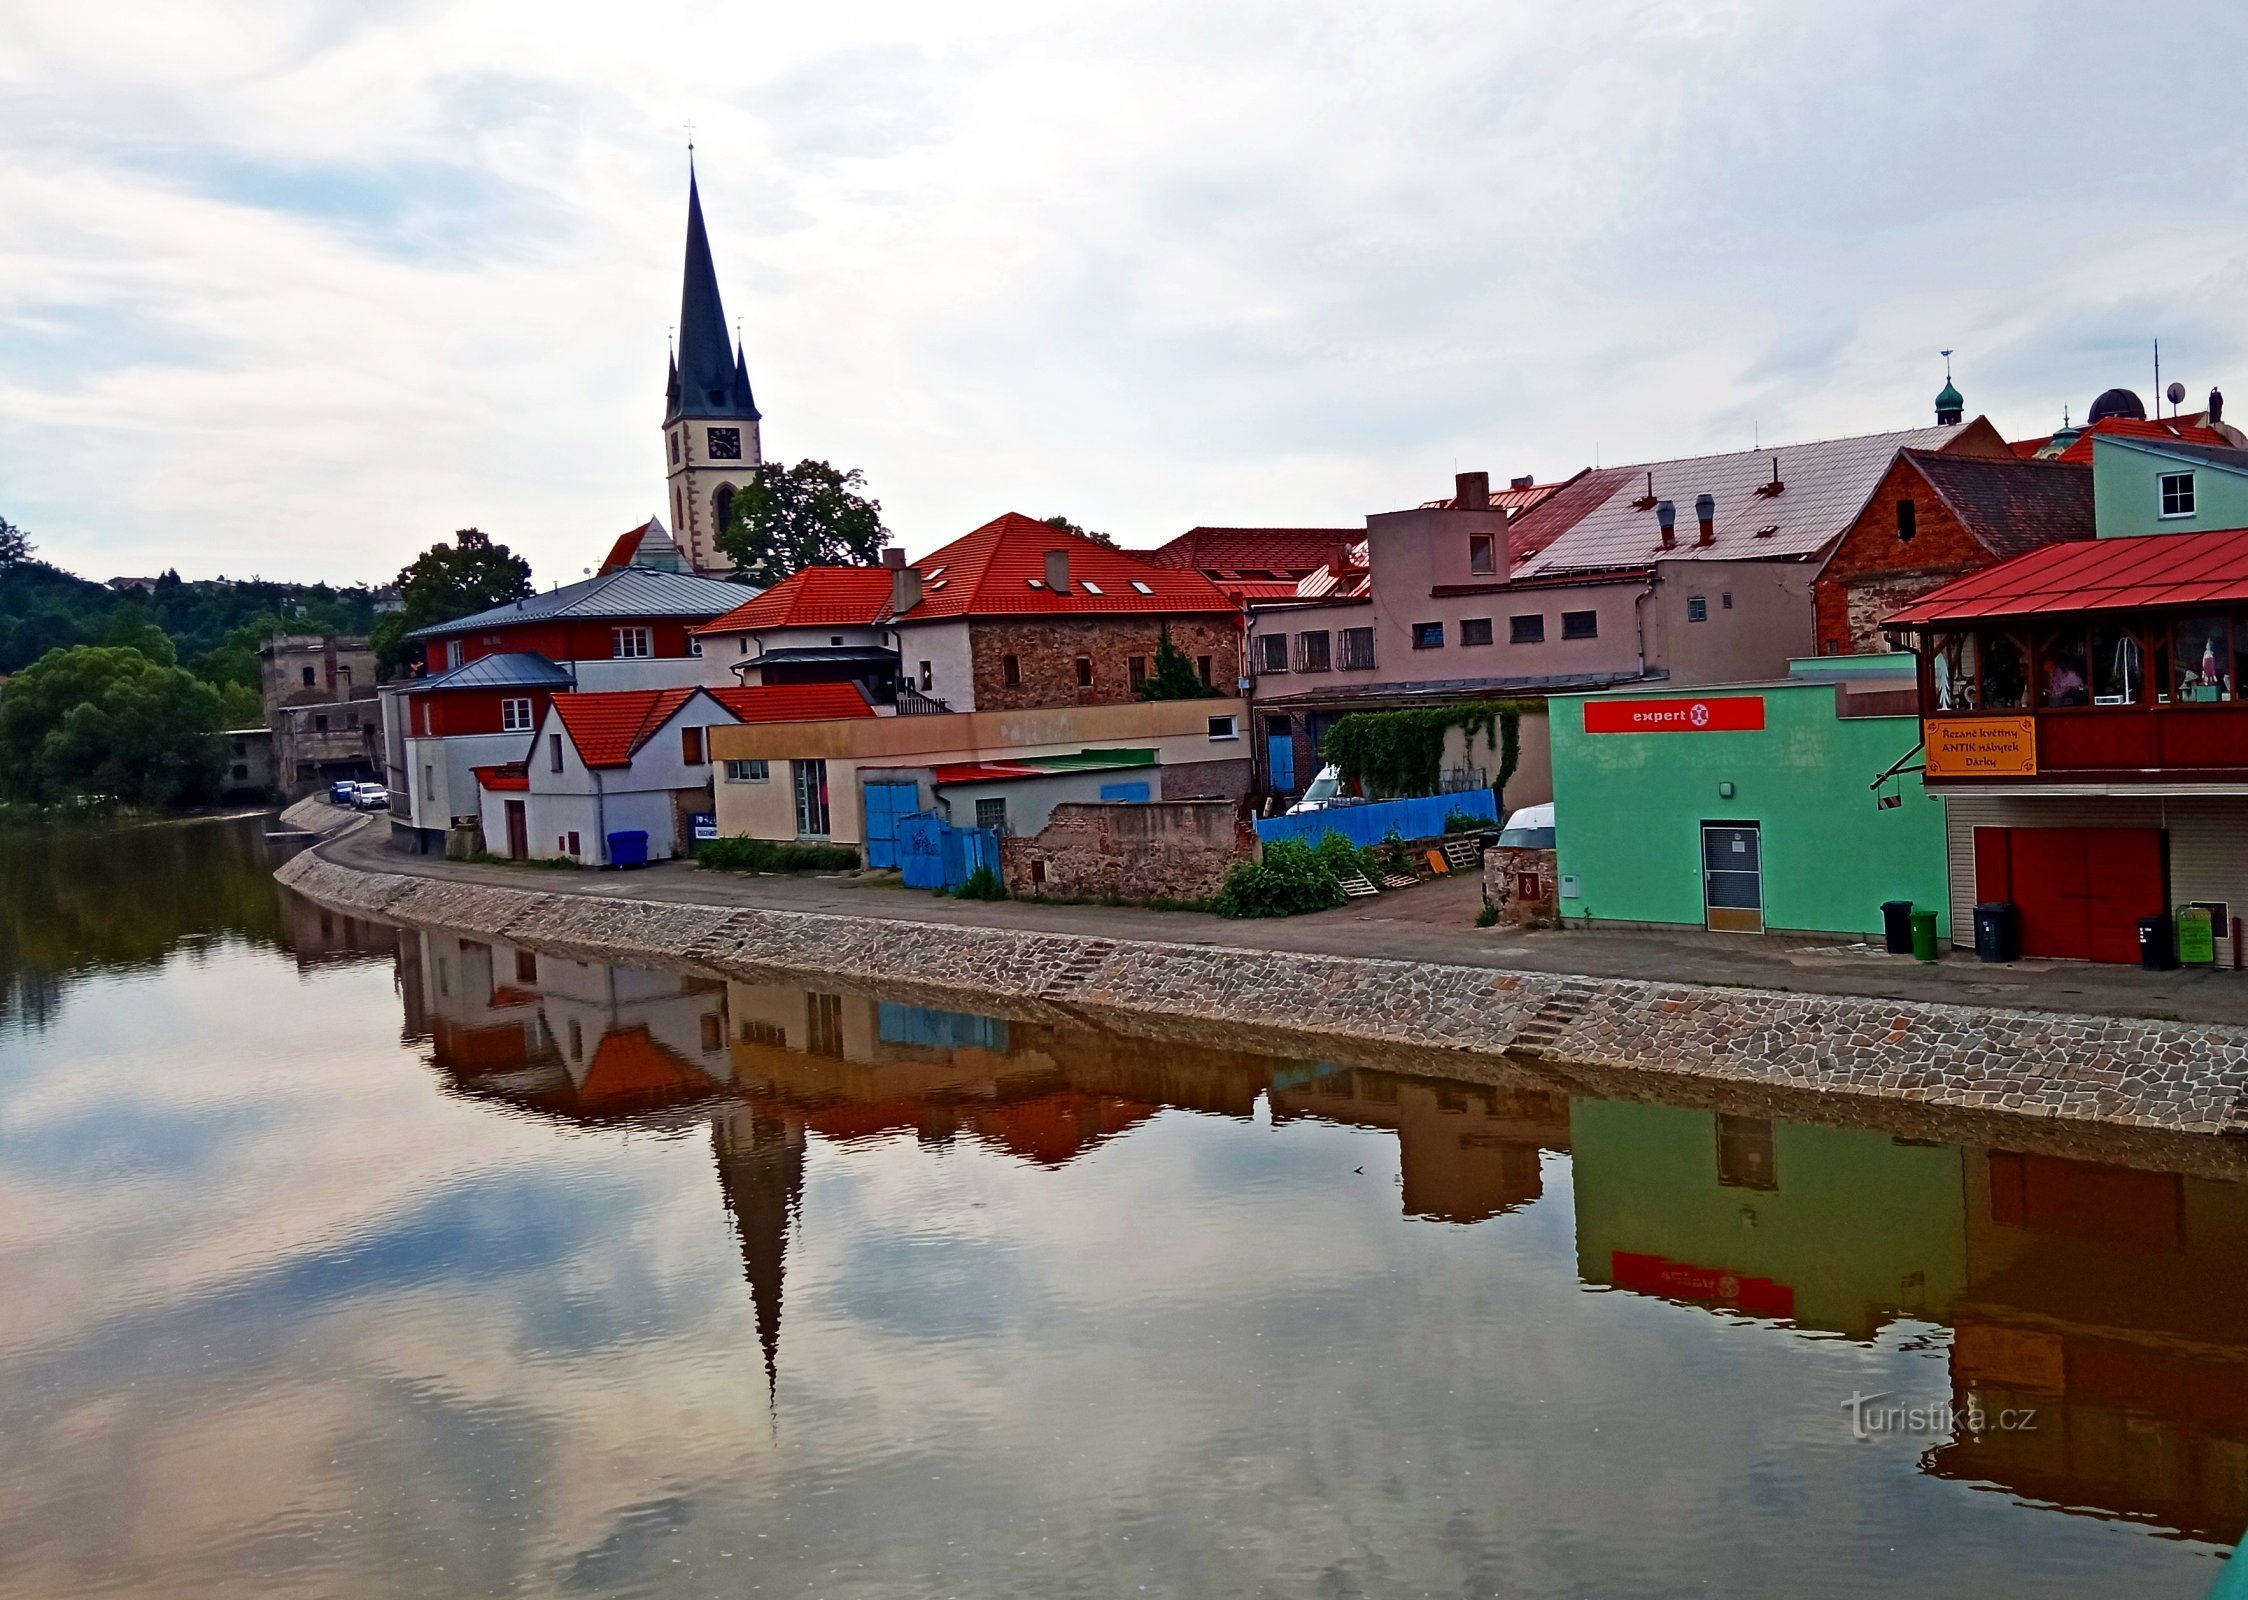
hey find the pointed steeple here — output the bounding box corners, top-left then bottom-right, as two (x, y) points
(732, 340), (761, 421)
(670, 168), (754, 422)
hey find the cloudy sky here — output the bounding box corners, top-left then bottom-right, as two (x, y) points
(4, 1), (2246, 587)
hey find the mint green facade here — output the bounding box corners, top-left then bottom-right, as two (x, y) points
(1550, 664), (1950, 939)
(1571, 1098), (1968, 1338)
(2093, 434), (2248, 537)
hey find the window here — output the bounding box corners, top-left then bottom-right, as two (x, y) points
(1080, 579), (1104, 595)
(669, 431), (679, 464)
(1075, 654), (1094, 687)
(613, 627), (652, 659)
(1196, 655), (1213, 687)
(1130, 580), (1154, 595)
(1896, 497), (1918, 542)
(231, 763), (249, 780)
(566, 831), (581, 857)
(1687, 596), (1708, 623)
(514, 949), (538, 984)
(1257, 633), (1290, 673)
(2090, 620), (2144, 705)
(1207, 714), (1240, 740)
(2172, 614), (2234, 702)
(1509, 614), (1545, 644)
(1468, 532), (1496, 576)
(918, 660), (933, 692)
(1722, 592), (1733, 610)
(1715, 1114), (1779, 1191)
(1978, 631), (2029, 710)
(448, 640), (464, 669)
(2039, 626), (2090, 707)
(738, 638), (749, 655)
(1003, 654), (1022, 688)
(1459, 617), (1493, 647)
(2162, 471), (2197, 518)
(807, 992), (845, 1058)
(681, 726), (706, 764)
(1562, 610), (1599, 640)
(738, 1017), (787, 1048)
(501, 697), (533, 732)
(313, 714), (328, 731)
(975, 796), (1007, 833)
(700, 1012), (723, 1053)
(1128, 655), (1149, 690)
(423, 763), (435, 799)
(724, 758), (769, 782)
(1412, 621), (1445, 650)
(792, 759), (831, 836)
(301, 665), (316, 687)
(549, 733), (564, 773)
(1295, 631), (1331, 672)
(1340, 627), (1375, 670)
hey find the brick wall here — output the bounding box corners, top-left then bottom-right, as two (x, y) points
(1813, 459), (1988, 655)
(1158, 756), (1254, 801)
(1002, 800), (1257, 904)
(969, 617), (1241, 711)
(1481, 846), (1557, 926)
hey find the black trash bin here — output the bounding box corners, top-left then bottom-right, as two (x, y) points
(1880, 899), (1915, 956)
(1973, 902), (2020, 963)
(2139, 913), (2179, 971)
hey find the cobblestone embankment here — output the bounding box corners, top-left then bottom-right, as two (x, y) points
(275, 844), (2248, 1138)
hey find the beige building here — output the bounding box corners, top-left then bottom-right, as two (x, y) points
(260, 632), (382, 795)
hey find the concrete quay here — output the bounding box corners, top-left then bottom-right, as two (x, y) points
(274, 804), (2248, 1141)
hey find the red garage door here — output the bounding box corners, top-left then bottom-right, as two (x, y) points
(1972, 826), (2166, 963)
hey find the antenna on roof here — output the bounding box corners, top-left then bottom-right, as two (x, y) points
(2155, 338), (2163, 419)
(1941, 348), (1953, 382)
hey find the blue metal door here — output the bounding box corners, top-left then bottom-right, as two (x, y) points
(863, 781), (919, 869)
(941, 825), (1002, 889)
(897, 810), (947, 890)
(1266, 717), (1295, 790)
(1098, 781), (1151, 803)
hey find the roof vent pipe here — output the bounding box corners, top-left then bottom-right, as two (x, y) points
(1655, 499), (1676, 548)
(1510, 474), (1535, 491)
(1695, 493), (1717, 547)
(1044, 549), (1071, 594)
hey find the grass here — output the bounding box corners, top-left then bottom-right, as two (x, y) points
(696, 835), (861, 874)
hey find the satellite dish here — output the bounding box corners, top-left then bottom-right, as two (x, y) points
(2168, 381), (2188, 406)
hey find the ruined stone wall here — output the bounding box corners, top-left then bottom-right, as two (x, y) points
(1483, 846), (1558, 926)
(1000, 799), (1256, 904)
(968, 617), (1242, 711)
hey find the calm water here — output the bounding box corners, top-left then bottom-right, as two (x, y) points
(3, 818), (2245, 1598)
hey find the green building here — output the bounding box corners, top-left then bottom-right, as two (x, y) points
(2093, 434), (2248, 537)
(1549, 657), (1949, 940)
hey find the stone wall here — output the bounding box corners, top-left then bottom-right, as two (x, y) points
(1001, 799), (1256, 904)
(1483, 846), (1557, 926)
(969, 616), (1242, 711)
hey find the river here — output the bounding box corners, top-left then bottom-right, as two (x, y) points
(1, 815), (2242, 1598)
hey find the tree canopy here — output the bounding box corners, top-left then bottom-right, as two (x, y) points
(716, 460), (888, 587)
(1040, 515), (1116, 547)
(1137, 623), (1218, 701)
(0, 516), (30, 573)
(0, 644), (226, 805)
(372, 528), (533, 674)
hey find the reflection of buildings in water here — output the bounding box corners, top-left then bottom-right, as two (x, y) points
(1927, 1150), (2248, 1544)
(712, 1102), (804, 1402)
(1269, 1063), (1571, 1224)
(275, 886), (398, 970)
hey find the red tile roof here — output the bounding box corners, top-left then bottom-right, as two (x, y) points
(901, 514), (1239, 619)
(708, 682), (875, 722)
(2054, 414), (2232, 464)
(598, 520), (655, 575)
(473, 763), (529, 792)
(1416, 479), (1570, 514)
(1884, 527), (2248, 627)
(696, 567), (895, 634)
(551, 688), (701, 768)
(1146, 527), (1362, 579)
(1500, 467), (1636, 568)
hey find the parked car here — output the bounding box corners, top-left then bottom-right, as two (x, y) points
(1285, 764), (1365, 814)
(1496, 801), (1554, 849)
(350, 782), (390, 812)
(328, 780), (358, 806)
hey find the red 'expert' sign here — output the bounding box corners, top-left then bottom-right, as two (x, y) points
(1583, 696), (1766, 734)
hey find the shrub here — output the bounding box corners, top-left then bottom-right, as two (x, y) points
(1310, 828), (1380, 884)
(1212, 838), (1348, 919)
(1443, 809), (1492, 836)
(955, 865), (1007, 901)
(697, 836), (860, 873)
(1475, 903), (1500, 928)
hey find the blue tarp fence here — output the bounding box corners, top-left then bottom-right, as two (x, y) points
(896, 810), (1002, 891)
(1253, 789), (1497, 849)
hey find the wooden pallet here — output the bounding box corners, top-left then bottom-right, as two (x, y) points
(1337, 871), (1380, 898)
(1380, 871), (1418, 890)
(1442, 836), (1484, 872)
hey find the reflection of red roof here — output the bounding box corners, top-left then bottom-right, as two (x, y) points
(1886, 526), (2248, 626)
(579, 1026), (704, 1106)
(697, 567), (895, 634)
(903, 515), (1239, 619)
(960, 1092), (1160, 1166)
(552, 689), (701, 768)
(2055, 415), (2232, 464)
(709, 682), (875, 722)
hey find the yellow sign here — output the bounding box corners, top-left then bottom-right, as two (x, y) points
(1924, 716), (2037, 778)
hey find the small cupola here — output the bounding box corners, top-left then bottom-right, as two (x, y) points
(1934, 349), (1963, 426)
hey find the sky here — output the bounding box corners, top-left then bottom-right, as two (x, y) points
(4, 1), (2248, 588)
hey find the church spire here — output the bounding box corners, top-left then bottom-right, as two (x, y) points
(669, 169), (754, 422)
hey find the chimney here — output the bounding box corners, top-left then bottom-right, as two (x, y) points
(1044, 548), (1071, 594)
(1455, 470), (1490, 510)
(1656, 499), (1676, 548)
(891, 564), (922, 614)
(1694, 492), (1716, 547)
(881, 546), (906, 569)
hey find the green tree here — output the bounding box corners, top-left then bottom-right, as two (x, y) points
(374, 528), (533, 674)
(214, 681), (264, 727)
(103, 607), (179, 666)
(716, 460), (888, 587)
(1138, 622), (1217, 701)
(1040, 514), (1116, 547)
(0, 645), (225, 805)
(0, 516), (30, 573)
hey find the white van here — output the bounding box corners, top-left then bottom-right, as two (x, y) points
(1285, 764), (1363, 814)
(1496, 802), (1554, 848)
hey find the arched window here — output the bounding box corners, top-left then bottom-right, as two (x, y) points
(712, 483), (737, 533)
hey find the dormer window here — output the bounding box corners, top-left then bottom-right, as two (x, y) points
(2162, 471), (2197, 518)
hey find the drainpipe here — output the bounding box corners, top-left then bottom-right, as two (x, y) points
(1632, 576), (1655, 682)
(594, 766), (609, 865)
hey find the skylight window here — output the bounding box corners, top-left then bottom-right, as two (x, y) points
(1080, 579), (1104, 595)
(927, 578), (947, 590)
(1027, 578), (1046, 589)
(1130, 580), (1154, 595)
(925, 565), (947, 580)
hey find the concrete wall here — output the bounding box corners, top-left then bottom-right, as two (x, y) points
(1550, 679), (1950, 939)
(2094, 435), (2248, 537)
(1645, 559), (1817, 688)
(1001, 800), (1257, 903)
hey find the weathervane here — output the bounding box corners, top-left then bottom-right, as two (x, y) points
(1940, 347), (1954, 382)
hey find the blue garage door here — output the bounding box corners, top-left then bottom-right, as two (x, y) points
(1098, 781), (1151, 802)
(863, 781), (920, 869)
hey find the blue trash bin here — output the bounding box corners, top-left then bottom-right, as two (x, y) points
(606, 829), (649, 868)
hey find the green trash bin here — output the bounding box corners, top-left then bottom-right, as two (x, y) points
(1909, 908), (1939, 963)
(2178, 905), (2217, 966)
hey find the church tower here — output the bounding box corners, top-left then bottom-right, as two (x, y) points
(663, 166), (762, 577)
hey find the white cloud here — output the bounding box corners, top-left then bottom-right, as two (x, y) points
(2, 0), (2246, 581)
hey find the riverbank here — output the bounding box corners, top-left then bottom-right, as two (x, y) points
(275, 806), (2248, 1141)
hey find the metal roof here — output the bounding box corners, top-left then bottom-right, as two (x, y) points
(408, 652), (575, 691)
(409, 566), (757, 639)
(1883, 526), (2248, 627)
(1515, 424), (1988, 577)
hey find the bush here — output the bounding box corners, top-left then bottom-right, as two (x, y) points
(1310, 828), (1380, 884)
(1443, 809), (1492, 835)
(1212, 838), (1348, 919)
(955, 865), (1007, 901)
(697, 836), (860, 873)
(1475, 903), (1500, 928)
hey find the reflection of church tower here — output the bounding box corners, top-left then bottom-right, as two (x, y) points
(712, 1103), (804, 1401)
(663, 163), (763, 579)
